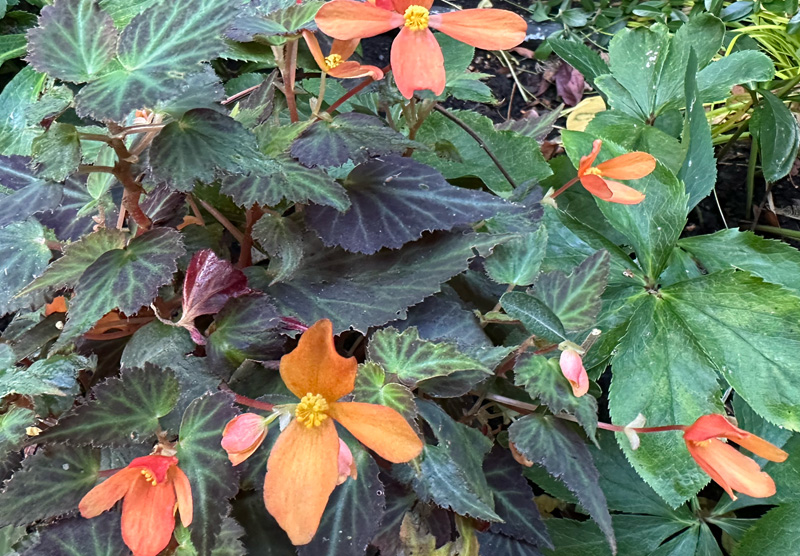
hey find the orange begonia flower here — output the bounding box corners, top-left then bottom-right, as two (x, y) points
(79, 455), (193, 556)
(302, 30), (384, 80)
(262, 319), (423, 545)
(578, 139), (656, 205)
(683, 414), (789, 500)
(559, 348), (588, 397)
(315, 0), (527, 98)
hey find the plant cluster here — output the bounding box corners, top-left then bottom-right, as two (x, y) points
(1, 0), (800, 555)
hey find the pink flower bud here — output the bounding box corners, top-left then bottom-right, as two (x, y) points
(221, 413), (269, 466)
(337, 439), (358, 485)
(559, 348), (589, 397)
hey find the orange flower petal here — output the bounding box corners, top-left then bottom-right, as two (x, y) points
(685, 414), (789, 463)
(263, 419), (340, 545)
(121, 479), (178, 556)
(302, 30), (328, 70)
(579, 174), (613, 200)
(595, 152), (657, 180)
(393, 0), (433, 10)
(391, 27), (445, 99)
(603, 180), (646, 205)
(578, 139), (602, 176)
(329, 61), (385, 80)
(331, 38), (360, 60)
(169, 466), (194, 528)
(688, 438), (777, 499)
(430, 9), (527, 51)
(279, 319), (358, 402)
(316, 0), (403, 40)
(79, 467), (140, 518)
(737, 434), (789, 463)
(328, 402), (423, 463)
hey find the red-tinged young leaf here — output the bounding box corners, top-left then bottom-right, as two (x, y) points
(178, 249), (251, 338)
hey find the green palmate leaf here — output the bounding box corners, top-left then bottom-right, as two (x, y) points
(549, 38), (610, 88)
(298, 441), (385, 556)
(367, 327), (489, 387)
(30, 122), (81, 182)
(99, 0), (159, 27)
(18, 228), (128, 297)
(205, 294), (286, 373)
(485, 224), (547, 287)
(509, 414), (615, 552)
(0, 405), (33, 458)
(664, 271), (800, 430)
(752, 91), (800, 183)
(175, 516), (247, 556)
(0, 219), (53, 317)
(0, 154), (63, 228)
(0, 68), (47, 157)
(678, 229), (800, 294)
(0, 445), (100, 526)
(478, 531), (543, 556)
(149, 109), (264, 191)
(609, 295), (722, 507)
(561, 132), (687, 280)
(484, 447), (553, 549)
(55, 227), (184, 349)
(291, 113), (421, 168)
(230, 491), (294, 555)
(679, 49), (717, 210)
(413, 110), (552, 196)
(26, 0), (118, 83)
(306, 156), (512, 254)
(251, 213), (304, 285)
(41, 365), (179, 445)
(177, 392), (239, 555)
(514, 353), (598, 440)
(0, 354), (89, 398)
(696, 51), (775, 104)
(416, 400), (500, 522)
(251, 231), (509, 333)
(534, 250), (610, 333)
(501, 291), (568, 343)
(22, 512), (126, 556)
(353, 362), (416, 420)
(221, 156), (349, 211)
(0, 35), (27, 66)
(75, 0), (237, 120)
(227, 0), (322, 42)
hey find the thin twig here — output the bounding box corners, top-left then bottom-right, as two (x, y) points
(77, 165), (116, 174)
(433, 104), (518, 189)
(238, 205), (264, 269)
(197, 199), (245, 243)
(186, 194), (206, 226)
(223, 84), (262, 106)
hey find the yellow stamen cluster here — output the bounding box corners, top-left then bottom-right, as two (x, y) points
(141, 469), (158, 486)
(324, 54), (343, 70)
(296, 393), (329, 428)
(584, 167), (603, 176)
(404, 5), (429, 30)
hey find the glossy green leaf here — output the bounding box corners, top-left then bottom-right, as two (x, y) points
(41, 365), (179, 445)
(220, 156), (349, 211)
(679, 229), (800, 294)
(22, 512), (126, 556)
(0, 445), (100, 526)
(0, 35), (27, 67)
(149, 109), (264, 191)
(227, 0), (322, 42)
(549, 38), (610, 87)
(609, 295), (723, 506)
(30, 122), (81, 182)
(252, 231), (509, 333)
(438, 34), (494, 103)
(26, 0), (118, 83)
(413, 110), (552, 196)
(0, 354), (89, 398)
(0, 67), (47, 157)
(99, 0), (158, 27)
(18, 228), (128, 297)
(416, 400), (500, 522)
(0, 406), (33, 459)
(55, 227), (184, 349)
(501, 291), (568, 342)
(509, 414), (615, 552)
(0, 219), (53, 316)
(752, 91), (800, 183)
(484, 220), (547, 287)
(367, 327), (489, 387)
(664, 271), (800, 430)
(561, 131), (687, 280)
(353, 362), (416, 420)
(534, 250), (610, 333)
(177, 392), (239, 555)
(514, 353), (598, 440)
(291, 113), (420, 168)
(298, 442), (385, 556)
(734, 504), (800, 556)
(0, 154), (63, 228)
(251, 213), (304, 285)
(696, 51), (775, 104)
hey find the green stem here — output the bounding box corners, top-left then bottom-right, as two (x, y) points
(745, 135), (759, 219)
